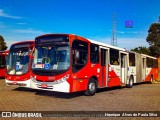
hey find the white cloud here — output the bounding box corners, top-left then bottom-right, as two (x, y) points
(5, 36), (36, 49)
(117, 38), (149, 50)
(17, 23), (27, 25)
(0, 9), (22, 19)
(126, 31), (143, 34)
(12, 29), (44, 34)
(3, 28), (48, 49)
(117, 31), (125, 34)
(0, 22), (6, 28)
(117, 30), (144, 34)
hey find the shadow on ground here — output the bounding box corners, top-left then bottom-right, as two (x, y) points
(13, 82), (151, 99)
(13, 87), (84, 99)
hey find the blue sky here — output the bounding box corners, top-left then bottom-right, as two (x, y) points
(0, 0), (160, 50)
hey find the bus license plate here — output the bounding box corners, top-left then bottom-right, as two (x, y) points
(12, 82), (17, 85)
(41, 84), (48, 88)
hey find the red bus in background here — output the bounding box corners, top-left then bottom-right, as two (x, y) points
(0, 50), (9, 78)
(30, 34), (158, 96)
(5, 41), (34, 87)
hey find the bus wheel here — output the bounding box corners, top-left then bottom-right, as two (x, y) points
(127, 77), (133, 88)
(84, 78), (97, 96)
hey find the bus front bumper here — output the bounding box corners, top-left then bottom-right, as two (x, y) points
(30, 80), (70, 93)
(5, 79), (31, 88)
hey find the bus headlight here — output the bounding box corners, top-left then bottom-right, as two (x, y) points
(53, 74), (69, 85)
(31, 76), (37, 83)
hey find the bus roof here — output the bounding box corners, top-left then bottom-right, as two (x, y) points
(0, 50), (9, 55)
(35, 34), (126, 51)
(88, 39), (126, 51)
(0, 51), (5, 55)
(11, 40), (34, 46)
(35, 34), (75, 39)
(141, 54), (157, 59)
(128, 51), (157, 59)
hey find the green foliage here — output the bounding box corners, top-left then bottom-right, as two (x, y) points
(131, 46), (150, 55)
(0, 35), (7, 51)
(146, 23), (160, 57)
(149, 45), (160, 57)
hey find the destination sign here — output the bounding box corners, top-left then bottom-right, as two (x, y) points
(10, 44), (30, 49)
(35, 35), (69, 44)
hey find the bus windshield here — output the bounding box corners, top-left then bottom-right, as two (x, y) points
(32, 44), (70, 75)
(6, 47), (30, 75)
(0, 55), (5, 68)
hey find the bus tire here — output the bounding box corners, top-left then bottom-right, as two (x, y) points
(84, 78), (97, 96)
(127, 77), (133, 88)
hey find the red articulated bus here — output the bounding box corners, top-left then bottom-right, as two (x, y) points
(0, 50), (9, 78)
(30, 34), (158, 96)
(5, 41), (34, 87)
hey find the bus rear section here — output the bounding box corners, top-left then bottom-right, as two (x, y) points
(0, 50), (9, 78)
(128, 52), (158, 85)
(142, 54), (158, 82)
(5, 41), (34, 87)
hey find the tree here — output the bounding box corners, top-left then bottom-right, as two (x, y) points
(146, 22), (160, 81)
(146, 23), (160, 57)
(0, 35), (7, 51)
(130, 46), (150, 55)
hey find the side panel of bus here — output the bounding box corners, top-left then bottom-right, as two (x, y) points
(145, 57), (158, 82)
(0, 51), (8, 78)
(108, 48), (121, 87)
(136, 53), (143, 83)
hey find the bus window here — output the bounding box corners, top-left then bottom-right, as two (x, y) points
(110, 48), (119, 65)
(72, 40), (88, 73)
(153, 59), (158, 68)
(0, 55), (5, 68)
(90, 44), (99, 63)
(146, 57), (153, 68)
(101, 49), (106, 66)
(129, 53), (135, 66)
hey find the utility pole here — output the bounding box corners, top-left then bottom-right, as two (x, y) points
(111, 13), (117, 46)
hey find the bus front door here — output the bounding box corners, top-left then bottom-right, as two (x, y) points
(101, 48), (109, 87)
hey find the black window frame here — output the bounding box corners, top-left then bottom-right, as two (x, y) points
(129, 53), (136, 66)
(146, 57), (153, 68)
(101, 49), (106, 66)
(153, 59), (158, 68)
(110, 48), (119, 65)
(0, 55), (6, 68)
(90, 43), (99, 64)
(72, 40), (88, 73)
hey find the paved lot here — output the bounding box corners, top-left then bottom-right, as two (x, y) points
(0, 79), (160, 120)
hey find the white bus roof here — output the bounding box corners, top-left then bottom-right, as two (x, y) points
(128, 51), (157, 59)
(88, 39), (126, 51)
(141, 54), (157, 59)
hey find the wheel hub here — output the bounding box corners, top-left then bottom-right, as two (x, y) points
(89, 83), (95, 92)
